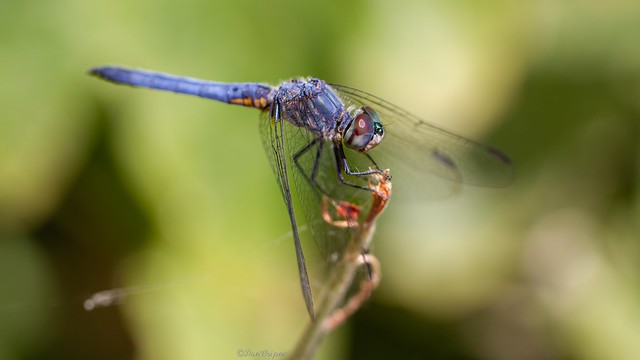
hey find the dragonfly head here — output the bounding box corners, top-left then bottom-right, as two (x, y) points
(343, 106), (384, 152)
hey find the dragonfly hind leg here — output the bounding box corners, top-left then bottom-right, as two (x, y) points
(292, 137), (332, 197)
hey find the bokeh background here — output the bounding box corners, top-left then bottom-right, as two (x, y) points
(1, 0), (639, 359)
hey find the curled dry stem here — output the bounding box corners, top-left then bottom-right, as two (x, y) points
(289, 170), (391, 360)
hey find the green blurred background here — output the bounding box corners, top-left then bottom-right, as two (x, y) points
(1, 0), (639, 359)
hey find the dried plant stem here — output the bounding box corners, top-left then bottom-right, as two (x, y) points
(288, 173), (390, 360)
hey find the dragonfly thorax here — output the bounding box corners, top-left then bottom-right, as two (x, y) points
(275, 78), (347, 135)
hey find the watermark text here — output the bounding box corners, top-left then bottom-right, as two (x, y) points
(237, 348), (287, 358)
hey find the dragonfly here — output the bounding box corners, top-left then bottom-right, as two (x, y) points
(89, 66), (513, 321)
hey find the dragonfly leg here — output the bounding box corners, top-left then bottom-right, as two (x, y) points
(363, 153), (391, 180)
(292, 137), (338, 199)
(332, 143), (389, 199)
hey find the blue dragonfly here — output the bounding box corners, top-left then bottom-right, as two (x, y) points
(90, 66), (513, 321)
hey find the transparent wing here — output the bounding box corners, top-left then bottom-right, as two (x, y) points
(259, 107), (374, 275)
(258, 107), (316, 320)
(330, 83), (513, 198)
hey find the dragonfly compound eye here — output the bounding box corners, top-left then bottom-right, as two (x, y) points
(344, 106), (384, 152)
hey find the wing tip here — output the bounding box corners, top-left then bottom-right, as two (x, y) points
(487, 146), (512, 166)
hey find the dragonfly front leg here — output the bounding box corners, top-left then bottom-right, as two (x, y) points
(332, 142), (389, 199)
